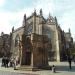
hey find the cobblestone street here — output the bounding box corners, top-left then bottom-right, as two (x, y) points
(0, 58), (38, 75)
(0, 58), (75, 75)
(0, 71), (38, 75)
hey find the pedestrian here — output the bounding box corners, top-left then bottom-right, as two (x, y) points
(9, 58), (13, 67)
(2, 56), (4, 66)
(3, 57), (6, 67)
(73, 56), (75, 64)
(6, 57), (9, 68)
(13, 58), (16, 70)
(68, 56), (72, 70)
(52, 65), (56, 73)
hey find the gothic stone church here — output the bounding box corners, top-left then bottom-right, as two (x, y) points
(11, 9), (65, 69)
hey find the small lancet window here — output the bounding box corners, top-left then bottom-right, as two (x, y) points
(15, 34), (20, 47)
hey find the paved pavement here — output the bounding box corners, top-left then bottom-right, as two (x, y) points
(38, 62), (75, 75)
(0, 58), (38, 75)
(0, 70), (38, 75)
(0, 58), (75, 75)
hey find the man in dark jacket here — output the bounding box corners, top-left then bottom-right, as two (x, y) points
(68, 56), (72, 70)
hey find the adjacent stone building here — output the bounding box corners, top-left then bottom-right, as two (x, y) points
(0, 32), (11, 57)
(10, 9), (73, 69)
(65, 29), (73, 58)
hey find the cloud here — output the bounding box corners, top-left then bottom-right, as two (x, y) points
(0, 0), (75, 41)
(32, 0), (75, 39)
(32, 0), (75, 40)
(0, 0), (55, 34)
(0, 12), (22, 34)
(32, 0), (55, 16)
(0, 8), (34, 34)
(0, 0), (6, 7)
(58, 7), (75, 40)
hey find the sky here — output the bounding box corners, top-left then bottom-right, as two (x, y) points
(0, 0), (75, 41)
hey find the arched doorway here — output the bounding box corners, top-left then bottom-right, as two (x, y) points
(22, 35), (32, 65)
(25, 51), (31, 65)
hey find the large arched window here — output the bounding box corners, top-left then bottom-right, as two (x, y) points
(15, 34), (20, 47)
(43, 26), (52, 49)
(43, 27), (51, 38)
(27, 25), (32, 35)
(25, 22), (33, 35)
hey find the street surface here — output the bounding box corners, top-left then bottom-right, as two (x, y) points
(0, 71), (38, 75)
(37, 62), (75, 75)
(0, 58), (38, 75)
(0, 58), (75, 75)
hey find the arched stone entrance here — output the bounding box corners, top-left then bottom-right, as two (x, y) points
(21, 35), (32, 65)
(25, 51), (31, 65)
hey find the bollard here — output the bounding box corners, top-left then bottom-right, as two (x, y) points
(52, 65), (56, 73)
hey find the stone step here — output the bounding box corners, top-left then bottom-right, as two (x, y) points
(16, 66), (41, 71)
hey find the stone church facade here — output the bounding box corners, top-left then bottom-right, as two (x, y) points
(11, 9), (73, 68)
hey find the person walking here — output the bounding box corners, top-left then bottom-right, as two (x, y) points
(6, 57), (9, 68)
(2, 56), (4, 66)
(73, 56), (75, 64)
(13, 58), (16, 70)
(68, 56), (72, 70)
(3, 57), (6, 67)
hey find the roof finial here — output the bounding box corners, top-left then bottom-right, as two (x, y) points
(12, 26), (14, 32)
(1, 32), (4, 36)
(55, 16), (58, 26)
(69, 28), (71, 33)
(48, 12), (52, 19)
(33, 8), (36, 15)
(49, 12), (51, 17)
(40, 8), (42, 16)
(24, 14), (26, 20)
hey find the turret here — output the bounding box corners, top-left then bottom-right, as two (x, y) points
(1, 32), (4, 36)
(33, 9), (36, 16)
(49, 13), (51, 19)
(69, 28), (71, 33)
(40, 9), (43, 16)
(69, 28), (71, 36)
(47, 13), (52, 23)
(23, 14), (26, 26)
(39, 9), (43, 35)
(12, 26), (14, 32)
(39, 9), (43, 24)
(32, 9), (36, 33)
(55, 16), (58, 26)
